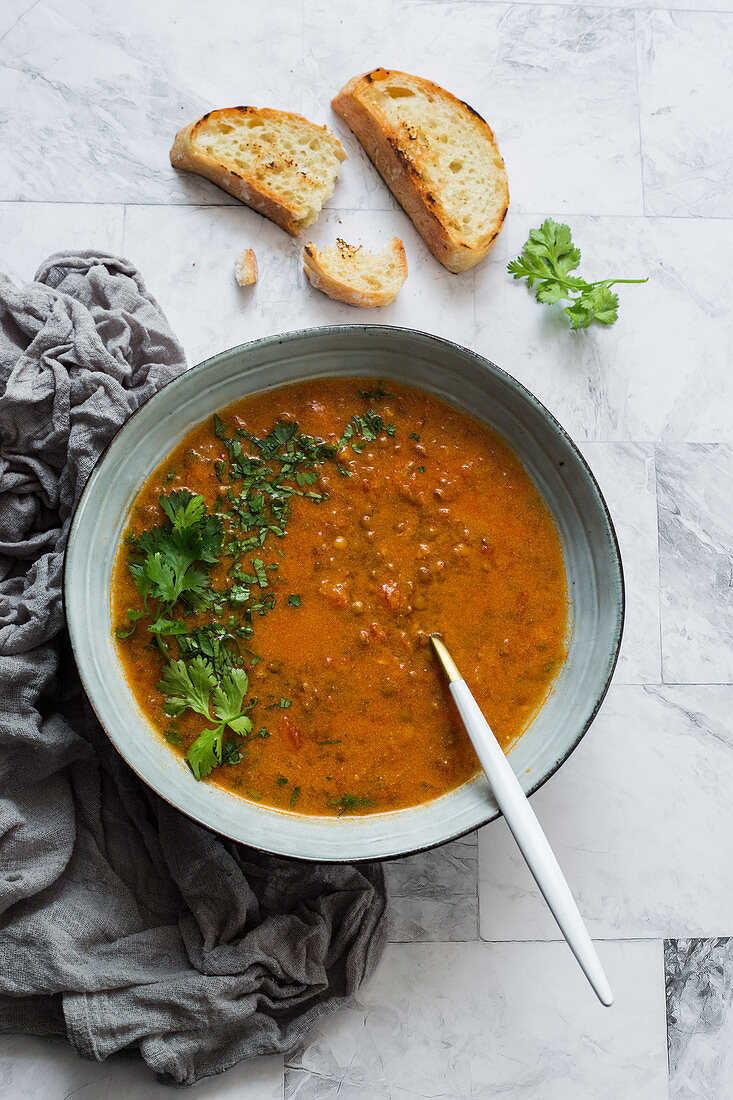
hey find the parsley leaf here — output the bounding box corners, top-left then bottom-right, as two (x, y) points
(116, 609), (147, 639)
(508, 219), (646, 329)
(127, 490), (223, 616)
(147, 618), (190, 636)
(186, 726), (225, 781)
(212, 667), (249, 724)
(287, 594), (302, 607)
(158, 659), (256, 780)
(158, 657), (216, 718)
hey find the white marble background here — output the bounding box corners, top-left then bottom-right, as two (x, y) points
(1, 0), (732, 1096)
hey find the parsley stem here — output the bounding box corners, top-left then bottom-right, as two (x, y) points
(596, 278), (649, 287)
(550, 275), (648, 292)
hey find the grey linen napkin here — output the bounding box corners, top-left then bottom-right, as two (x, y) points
(0, 253), (389, 1086)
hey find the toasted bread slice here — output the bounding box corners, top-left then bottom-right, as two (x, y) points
(170, 107), (346, 236)
(234, 249), (258, 287)
(332, 69), (509, 273)
(302, 237), (407, 307)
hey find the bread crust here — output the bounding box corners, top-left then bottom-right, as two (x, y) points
(170, 107), (346, 237)
(332, 70), (509, 273)
(302, 237), (407, 308)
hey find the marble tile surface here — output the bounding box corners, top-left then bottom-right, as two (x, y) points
(666, 938), (733, 1100)
(475, 211), (733, 443)
(479, 685), (733, 941)
(0, 1035), (283, 1099)
(285, 941), (667, 1099)
(305, 0), (643, 217)
(386, 834), (479, 943)
(657, 444), (733, 685)
(639, 11), (733, 218)
(0, 0), (302, 203)
(0, 202), (125, 287)
(121, 204), (476, 366)
(0, 0), (43, 41)
(579, 442), (660, 685)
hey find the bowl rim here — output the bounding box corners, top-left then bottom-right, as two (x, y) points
(63, 323), (625, 862)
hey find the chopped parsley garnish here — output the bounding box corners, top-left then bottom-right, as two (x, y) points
(408, 432), (420, 442)
(357, 380), (392, 401)
(222, 741), (244, 765)
(289, 786), (301, 809)
(252, 559), (268, 588)
(287, 594), (302, 607)
(316, 739), (341, 745)
(338, 411), (395, 451)
(327, 793), (373, 816)
(176, 624), (240, 678)
(164, 725), (183, 747)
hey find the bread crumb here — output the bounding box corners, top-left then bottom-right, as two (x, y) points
(234, 249), (258, 287)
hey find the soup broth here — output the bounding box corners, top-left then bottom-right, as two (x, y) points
(112, 378), (567, 815)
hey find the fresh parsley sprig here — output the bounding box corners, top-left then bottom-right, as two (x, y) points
(507, 219), (647, 330)
(120, 489), (223, 650)
(157, 659), (255, 779)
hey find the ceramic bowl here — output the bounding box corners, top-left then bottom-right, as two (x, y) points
(65, 326), (624, 862)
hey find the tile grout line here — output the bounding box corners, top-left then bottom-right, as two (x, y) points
(662, 936), (672, 1097)
(2, 200), (733, 224)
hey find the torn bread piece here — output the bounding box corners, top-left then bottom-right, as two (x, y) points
(302, 237), (407, 307)
(332, 69), (509, 272)
(170, 107), (346, 236)
(234, 249), (258, 287)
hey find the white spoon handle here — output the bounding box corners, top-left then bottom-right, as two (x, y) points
(450, 678), (613, 1007)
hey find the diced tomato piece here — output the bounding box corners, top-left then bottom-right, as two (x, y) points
(380, 583), (406, 612)
(282, 715), (302, 750)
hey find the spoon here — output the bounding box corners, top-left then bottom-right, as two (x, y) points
(429, 633), (613, 1007)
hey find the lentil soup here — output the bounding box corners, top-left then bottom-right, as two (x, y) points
(112, 378), (567, 815)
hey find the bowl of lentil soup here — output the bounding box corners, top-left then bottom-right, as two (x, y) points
(65, 326), (623, 861)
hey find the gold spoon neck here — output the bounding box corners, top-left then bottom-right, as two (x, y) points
(429, 634), (463, 684)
